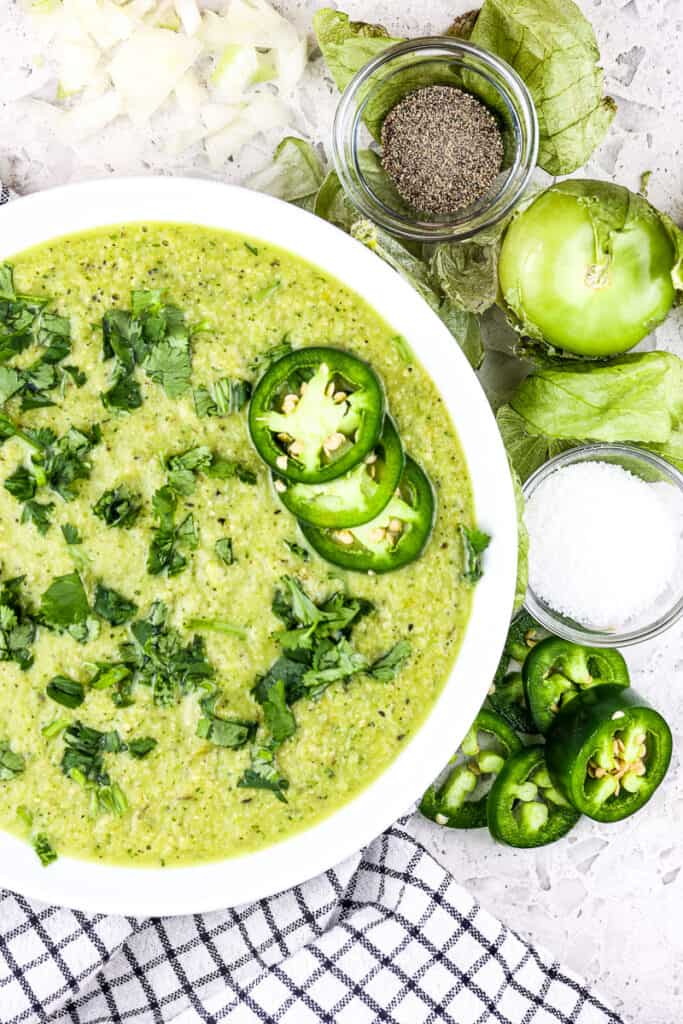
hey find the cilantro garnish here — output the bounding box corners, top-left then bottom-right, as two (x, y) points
(215, 538), (234, 565)
(196, 693), (257, 749)
(459, 524), (491, 584)
(147, 486), (198, 576)
(0, 263), (79, 408)
(0, 740), (25, 780)
(100, 289), (193, 408)
(93, 583), (138, 626)
(40, 571), (96, 644)
(118, 601), (215, 708)
(367, 640), (412, 682)
(238, 743), (290, 802)
(127, 737), (157, 759)
(193, 377), (252, 418)
(4, 424), (100, 533)
(61, 523), (82, 545)
(46, 674), (85, 709)
(0, 575), (38, 670)
(33, 833), (58, 867)
(92, 484), (143, 529)
(165, 446), (257, 496)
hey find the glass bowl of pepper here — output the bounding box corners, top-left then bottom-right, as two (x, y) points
(331, 37), (538, 243)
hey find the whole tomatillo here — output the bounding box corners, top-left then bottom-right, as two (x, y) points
(499, 179), (682, 357)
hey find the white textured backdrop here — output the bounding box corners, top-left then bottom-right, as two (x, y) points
(1, 1), (682, 1020)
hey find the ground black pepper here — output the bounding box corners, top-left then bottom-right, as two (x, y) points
(380, 84), (504, 215)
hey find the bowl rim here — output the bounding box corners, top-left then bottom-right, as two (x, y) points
(0, 176), (517, 915)
(331, 35), (539, 243)
(522, 442), (683, 647)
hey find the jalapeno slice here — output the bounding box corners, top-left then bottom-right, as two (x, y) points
(274, 416), (404, 528)
(420, 708), (523, 829)
(487, 746), (580, 848)
(523, 638), (629, 734)
(545, 685), (672, 823)
(300, 457), (435, 573)
(249, 347), (385, 484)
(487, 611), (542, 734)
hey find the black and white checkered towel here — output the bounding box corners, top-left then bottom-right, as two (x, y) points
(1, 823), (623, 1024)
(0, 182), (623, 1024)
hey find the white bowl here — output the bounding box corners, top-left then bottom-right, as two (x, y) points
(0, 177), (517, 915)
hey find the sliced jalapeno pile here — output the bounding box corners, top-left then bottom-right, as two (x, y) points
(487, 746), (580, 848)
(546, 685), (672, 823)
(249, 347), (385, 484)
(420, 709), (522, 829)
(523, 638), (629, 734)
(487, 611), (542, 733)
(275, 416), (404, 528)
(300, 457), (435, 573)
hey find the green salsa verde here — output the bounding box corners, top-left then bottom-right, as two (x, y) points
(0, 223), (474, 867)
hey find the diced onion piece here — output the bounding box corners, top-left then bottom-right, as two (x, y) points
(210, 44), (259, 101)
(174, 69), (206, 112)
(174, 0), (201, 36)
(196, 10), (233, 51)
(55, 37), (101, 96)
(200, 101), (239, 135)
(62, 0), (134, 50)
(275, 38), (307, 96)
(223, 0), (299, 49)
(109, 26), (201, 123)
(204, 92), (289, 169)
(55, 88), (121, 142)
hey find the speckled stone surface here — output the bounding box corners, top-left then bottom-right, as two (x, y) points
(1, 2), (682, 1021)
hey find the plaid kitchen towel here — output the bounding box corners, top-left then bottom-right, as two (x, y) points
(0, 823), (623, 1024)
(0, 183), (623, 1024)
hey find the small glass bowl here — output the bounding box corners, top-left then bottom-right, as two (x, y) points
(331, 37), (539, 244)
(522, 444), (683, 647)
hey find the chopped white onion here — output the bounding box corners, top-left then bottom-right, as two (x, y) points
(55, 88), (122, 142)
(25, 0), (308, 159)
(174, 0), (201, 36)
(109, 26), (201, 123)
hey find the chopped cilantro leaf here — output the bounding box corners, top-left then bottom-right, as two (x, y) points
(260, 678), (296, 745)
(61, 523), (81, 545)
(367, 640), (412, 682)
(47, 674), (85, 709)
(33, 833), (57, 867)
(148, 486), (197, 576)
(196, 693), (257, 749)
(127, 737), (157, 759)
(0, 740), (25, 780)
(40, 571), (89, 629)
(5, 465), (36, 502)
(102, 371), (143, 411)
(144, 335), (192, 398)
(100, 291), (194, 406)
(193, 378), (252, 418)
(92, 484), (142, 529)
(90, 662), (132, 691)
(185, 618), (247, 639)
(215, 538), (234, 565)
(20, 499), (54, 535)
(93, 584), (138, 626)
(238, 744), (289, 802)
(0, 575), (37, 670)
(459, 525), (491, 584)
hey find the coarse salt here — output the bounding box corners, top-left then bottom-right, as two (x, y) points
(525, 461), (681, 629)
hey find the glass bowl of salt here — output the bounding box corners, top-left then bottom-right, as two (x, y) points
(331, 37), (538, 243)
(522, 444), (683, 647)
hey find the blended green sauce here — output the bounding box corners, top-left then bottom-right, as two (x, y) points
(0, 223), (474, 867)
